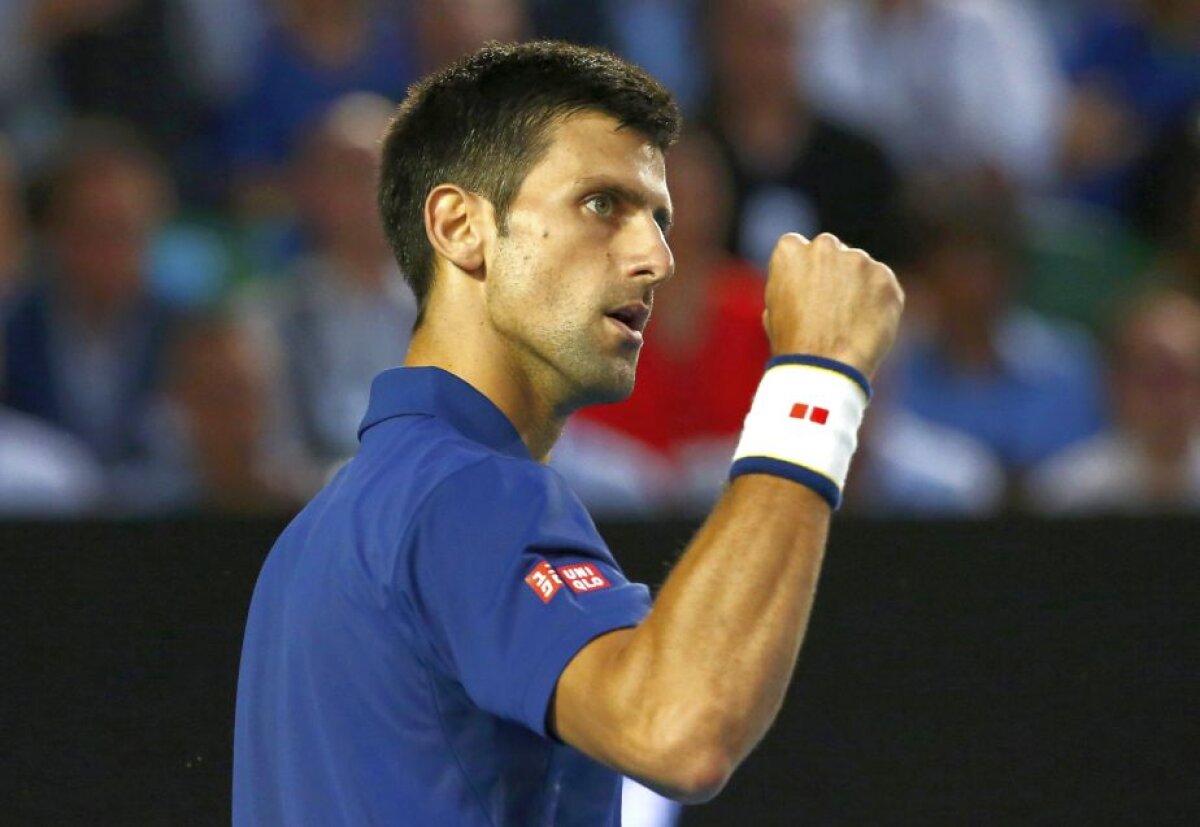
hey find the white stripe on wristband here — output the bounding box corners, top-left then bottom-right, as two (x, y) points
(729, 355), (872, 509)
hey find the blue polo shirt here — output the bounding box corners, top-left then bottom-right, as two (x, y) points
(234, 367), (653, 826)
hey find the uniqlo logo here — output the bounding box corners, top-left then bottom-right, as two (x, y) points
(790, 402), (829, 425)
(524, 560), (562, 604)
(557, 563), (611, 594)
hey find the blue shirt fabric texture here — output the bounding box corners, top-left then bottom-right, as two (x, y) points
(234, 367), (652, 826)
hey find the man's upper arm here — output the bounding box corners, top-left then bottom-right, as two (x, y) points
(405, 457), (651, 736)
(551, 626), (719, 803)
(549, 625), (637, 745)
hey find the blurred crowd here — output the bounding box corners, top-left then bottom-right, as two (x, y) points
(1, 0), (1198, 520)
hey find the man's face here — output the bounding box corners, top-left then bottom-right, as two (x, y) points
(483, 111), (674, 410)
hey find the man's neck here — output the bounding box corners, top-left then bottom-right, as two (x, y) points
(404, 324), (566, 463)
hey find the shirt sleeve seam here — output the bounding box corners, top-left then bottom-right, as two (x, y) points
(519, 598), (652, 739)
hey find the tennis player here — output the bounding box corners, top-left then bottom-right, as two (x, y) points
(234, 40), (903, 826)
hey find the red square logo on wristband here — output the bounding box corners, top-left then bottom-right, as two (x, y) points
(790, 403), (829, 425)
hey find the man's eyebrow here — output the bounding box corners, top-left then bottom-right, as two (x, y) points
(577, 177), (673, 231)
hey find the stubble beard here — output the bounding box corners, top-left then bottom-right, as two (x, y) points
(508, 309), (639, 413)
(489, 246), (639, 413)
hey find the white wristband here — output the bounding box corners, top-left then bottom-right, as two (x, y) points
(729, 355), (871, 508)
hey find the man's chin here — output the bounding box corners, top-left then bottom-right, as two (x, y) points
(573, 362), (637, 408)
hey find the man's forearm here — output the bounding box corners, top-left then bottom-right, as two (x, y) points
(623, 474), (830, 762)
(553, 473), (831, 801)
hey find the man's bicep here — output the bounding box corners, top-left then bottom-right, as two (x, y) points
(550, 626), (640, 764)
(552, 625), (709, 802)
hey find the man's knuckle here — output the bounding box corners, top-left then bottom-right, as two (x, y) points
(772, 235), (802, 261)
(867, 263), (892, 287)
(853, 252), (876, 273)
(880, 268), (903, 298)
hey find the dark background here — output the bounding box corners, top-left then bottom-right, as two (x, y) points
(2, 517), (1196, 825)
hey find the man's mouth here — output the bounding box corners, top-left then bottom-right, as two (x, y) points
(604, 303), (651, 335)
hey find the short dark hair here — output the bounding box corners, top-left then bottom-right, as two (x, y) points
(378, 40), (680, 319)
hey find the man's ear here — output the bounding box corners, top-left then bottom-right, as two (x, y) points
(424, 184), (488, 275)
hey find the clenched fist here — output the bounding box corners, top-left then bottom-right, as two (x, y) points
(763, 233), (904, 379)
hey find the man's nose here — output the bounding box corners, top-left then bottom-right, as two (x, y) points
(626, 212), (674, 285)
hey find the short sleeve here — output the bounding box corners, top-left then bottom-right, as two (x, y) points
(404, 457), (651, 736)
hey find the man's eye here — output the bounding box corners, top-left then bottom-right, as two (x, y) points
(586, 193), (615, 217)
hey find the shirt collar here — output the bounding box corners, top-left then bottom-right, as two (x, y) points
(357, 367), (531, 460)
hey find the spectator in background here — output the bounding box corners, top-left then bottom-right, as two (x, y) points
(1028, 289), (1200, 513)
(127, 313), (313, 515)
(1128, 110), (1200, 297)
(0, 0), (73, 168)
(0, 143), (101, 516)
(608, 0), (707, 114)
(3, 121), (177, 470)
(554, 128), (770, 516)
(0, 320), (103, 517)
(702, 0), (903, 268)
(1059, 0), (1200, 211)
(0, 0), (261, 193)
(889, 181), (1105, 478)
(525, 0), (617, 50)
(800, 0), (1066, 190)
(0, 135), (29, 308)
(843, 377), (1006, 517)
(223, 0), (416, 215)
(241, 95), (417, 471)
(415, 0), (531, 73)
(1031, 0), (1095, 49)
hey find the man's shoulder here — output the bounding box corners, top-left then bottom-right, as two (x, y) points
(272, 418), (582, 596)
(338, 416), (606, 588)
(355, 413), (574, 518)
